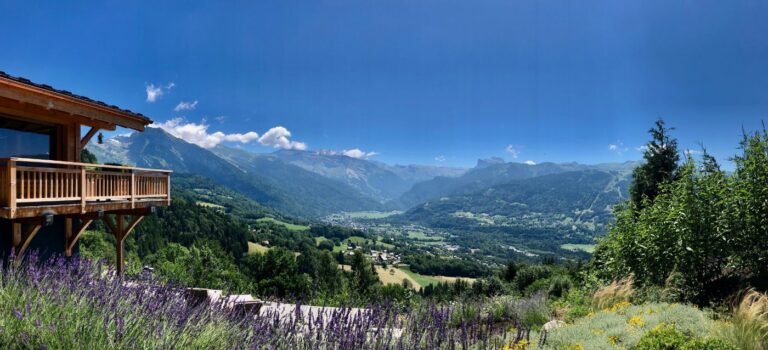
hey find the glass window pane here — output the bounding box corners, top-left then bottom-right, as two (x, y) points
(0, 127), (51, 159)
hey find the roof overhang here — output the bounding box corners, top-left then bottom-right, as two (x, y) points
(0, 73), (152, 131)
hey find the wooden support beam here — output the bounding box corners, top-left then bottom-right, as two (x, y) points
(115, 214), (125, 274)
(80, 126), (99, 149)
(102, 213), (144, 274)
(12, 221), (43, 262)
(65, 218), (93, 257)
(124, 215), (144, 237)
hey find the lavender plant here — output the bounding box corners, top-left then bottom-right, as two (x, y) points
(0, 252), (542, 349)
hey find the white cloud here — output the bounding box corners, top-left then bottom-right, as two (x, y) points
(608, 141), (629, 155)
(636, 145), (648, 152)
(435, 155), (446, 162)
(214, 116), (227, 123)
(174, 100), (198, 112)
(145, 82), (174, 103)
(523, 160), (536, 165)
(505, 145), (520, 158)
(149, 118), (260, 148)
(341, 148), (378, 159)
(258, 126), (307, 150)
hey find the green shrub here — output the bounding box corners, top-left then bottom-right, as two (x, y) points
(524, 278), (551, 296)
(635, 324), (688, 350)
(681, 338), (738, 350)
(514, 265), (551, 292)
(548, 275), (573, 298)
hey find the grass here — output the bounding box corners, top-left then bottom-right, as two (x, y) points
(592, 276), (634, 310)
(720, 289), (768, 350)
(256, 217), (309, 231)
(344, 211), (402, 219)
(375, 266), (422, 288)
(247, 242), (269, 254)
(399, 267), (441, 287)
(560, 243), (596, 254)
(195, 201), (225, 210)
(406, 231), (443, 241)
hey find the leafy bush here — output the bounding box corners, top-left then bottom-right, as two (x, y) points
(681, 338), (738, 350)
(514, 265), (552, 292)
(548, 275), (573, 298)
(635, 324), (688, 350)
(593, 126), (768, 305)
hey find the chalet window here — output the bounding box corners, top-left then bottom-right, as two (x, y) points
(0, 116), (53, 159)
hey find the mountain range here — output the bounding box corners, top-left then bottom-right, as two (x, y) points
(88, 128), (637, 230)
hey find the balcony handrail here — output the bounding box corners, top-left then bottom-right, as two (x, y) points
(0, 157), (173, 173)
(1, 157), (171, 219)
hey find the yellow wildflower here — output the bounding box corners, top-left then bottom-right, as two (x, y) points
(504, 339), (529, 350)
(607, 301), (631, 312)
(608, 335), (620, 345)
(627, 315), (644, 327)
(572, 343), (584, 350)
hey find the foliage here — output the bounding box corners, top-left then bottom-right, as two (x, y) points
(405, 254), (489, 278)
(630, 119), (680, 210)
(513, 265), (552, 292)
(547, 275), (573, 298)
(593, 123), (768, 305)
(635, 324), (689, 350)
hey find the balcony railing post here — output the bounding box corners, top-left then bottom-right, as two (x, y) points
(131, 172), (135, 209)
(80, 167), (86, 213)
(8, 160), (16, 219)
(166, 172), (171, 205)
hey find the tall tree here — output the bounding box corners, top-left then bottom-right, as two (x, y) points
(629, 119), (680, 210)
(350, 250), (378, 297)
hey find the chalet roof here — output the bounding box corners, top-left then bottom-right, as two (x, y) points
(0, 70), (152, 131)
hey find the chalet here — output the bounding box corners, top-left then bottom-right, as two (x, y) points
(0, 71), (171, 273)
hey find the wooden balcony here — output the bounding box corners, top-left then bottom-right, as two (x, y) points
(0, 158), (171, 219)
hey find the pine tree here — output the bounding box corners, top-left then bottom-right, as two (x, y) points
(629, 119), (680, 210)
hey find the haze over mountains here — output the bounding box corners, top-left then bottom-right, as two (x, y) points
(88, 128), (636, 231)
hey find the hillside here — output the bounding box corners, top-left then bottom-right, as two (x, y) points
(88, 128), (383, 218)
(398, 158), (637, 208)
(242, 148), (465, 203)
(401, 169), (631, 235)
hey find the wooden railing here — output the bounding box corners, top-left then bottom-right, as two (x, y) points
(0, 158), (171, 215)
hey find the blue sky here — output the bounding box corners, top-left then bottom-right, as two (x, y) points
(1, 1), (767, 168)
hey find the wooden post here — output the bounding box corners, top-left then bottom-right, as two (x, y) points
(130, 172), (135, 209)
(80, 167), (86, 213)
(166, 173), (171, 205)
(9, 160), (16, 219)
(12, 222), (21, 250)
(65, 218), (72, 256)
(103, 213), (144, 274)
(115, 214), (125, 274)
